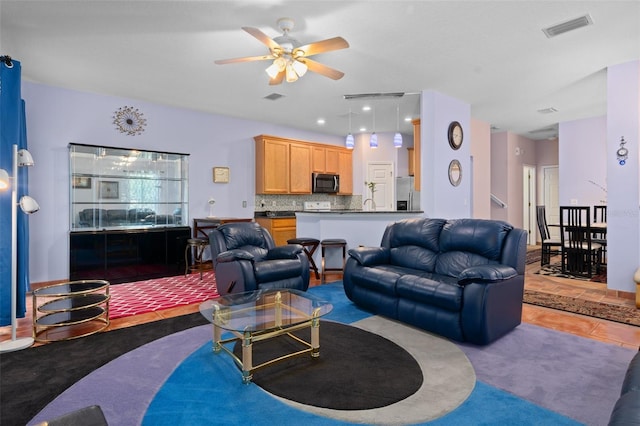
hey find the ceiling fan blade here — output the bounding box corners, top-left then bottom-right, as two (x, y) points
(269, 70), (285, 85)
(215, 54), (274, 65)
(294, 37), (349, 57)
(242, 26), (281, 51)
(303, 58), (345, 80)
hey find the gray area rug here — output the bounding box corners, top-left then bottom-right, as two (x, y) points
(459, 322), (635, 426)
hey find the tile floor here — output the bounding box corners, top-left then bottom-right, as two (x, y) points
(3, 250), (640, 350)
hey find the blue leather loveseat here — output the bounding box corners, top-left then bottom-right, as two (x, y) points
(343, 218), (527, 345)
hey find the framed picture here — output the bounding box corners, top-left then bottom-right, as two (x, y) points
(213, 166), (230, 183)
(99, 180), (119, 199)
(72, 176), (92, 189)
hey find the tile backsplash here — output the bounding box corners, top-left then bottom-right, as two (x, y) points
(254, 194), (362, 212)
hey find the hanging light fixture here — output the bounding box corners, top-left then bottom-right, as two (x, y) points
(345, 109), (355, 149)
(369, 108), (378, 149)
(393, 105), (403, 148)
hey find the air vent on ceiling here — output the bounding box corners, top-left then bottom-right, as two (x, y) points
(529, 127), (557, 134)
(343, 92), (405, 100)
(537, 107), (558, 114)
(543, 14), (593, 38)
(264, 93), (285, 101)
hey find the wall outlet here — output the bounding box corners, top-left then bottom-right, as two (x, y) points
(570, 199), (578, 205)
(272, 201), (277, 207)
(242, 200), (247, 208)
(292, 200), (296, 207)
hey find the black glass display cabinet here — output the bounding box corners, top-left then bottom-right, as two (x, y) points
(68, 144), (190, 284)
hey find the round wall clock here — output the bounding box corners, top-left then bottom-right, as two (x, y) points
(448, 121), (463, 150)
(113, 106), (147, 136)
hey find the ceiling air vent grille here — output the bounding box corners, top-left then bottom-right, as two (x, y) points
(543, 14), (593, 38)
(264, 93), (285, 101)
(537, 107), (558, 114)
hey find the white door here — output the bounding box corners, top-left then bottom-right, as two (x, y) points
(365, 162), (394, 211)
(544, 166), (560, 238)
(523, 165), (536, 245)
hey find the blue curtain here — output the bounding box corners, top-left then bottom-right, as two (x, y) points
(0, 58), (30, 326)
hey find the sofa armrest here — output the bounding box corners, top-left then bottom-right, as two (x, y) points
(217, 249), (255, 263)
(265, 244), (303, 260)
(458, 264), (518, 285)
(348, 247), (390, 266)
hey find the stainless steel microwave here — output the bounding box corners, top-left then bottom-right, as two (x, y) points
(312, 173), (340, 193)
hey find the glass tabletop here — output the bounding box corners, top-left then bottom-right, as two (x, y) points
(199, 289), (333, 333)
(33, 280), (110, 297)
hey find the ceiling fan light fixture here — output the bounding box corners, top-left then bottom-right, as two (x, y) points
(285, 62), (298, 82)
(292, 59), (307, 77)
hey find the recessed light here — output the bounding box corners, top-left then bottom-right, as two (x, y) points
(317, 118), (326, 125)
(404, 116), (412, 122)
(362, 106), (371, 112)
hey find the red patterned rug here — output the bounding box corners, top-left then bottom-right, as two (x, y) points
(109, 272), (219, 319)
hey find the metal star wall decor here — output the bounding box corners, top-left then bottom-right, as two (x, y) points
(113, 106), (147, 136)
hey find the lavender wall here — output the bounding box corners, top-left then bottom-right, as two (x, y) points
(22, 82), (346, 283)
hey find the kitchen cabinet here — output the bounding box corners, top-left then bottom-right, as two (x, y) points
(255, 217), (296, 246)
(255, 135), (352, 195)
(289, 142), (312, 193)
(255, 136), (290, 194)
(412, 119), (421, 191)
(338, 150), (353, 195)
(407, 147), (415, 176)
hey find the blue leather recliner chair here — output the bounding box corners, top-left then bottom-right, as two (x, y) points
(209, 222), (310, 296)
(343, 217), (527, 345)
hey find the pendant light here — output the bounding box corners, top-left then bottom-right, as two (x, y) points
(345, 108), (354, 149)
(393, 105), (403, 148)
(369, 108), (378, 149)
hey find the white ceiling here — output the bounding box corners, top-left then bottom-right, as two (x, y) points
(1, 1), (638, 140)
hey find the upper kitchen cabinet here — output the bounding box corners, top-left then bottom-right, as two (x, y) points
(412, 119), (421, 191)
(255, 135), (352, 195)
(255, 135), (293, 194)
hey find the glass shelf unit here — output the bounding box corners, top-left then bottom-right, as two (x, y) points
(69, 144), (189, 231)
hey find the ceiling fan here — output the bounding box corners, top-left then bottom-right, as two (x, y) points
(215, 18), (349, 85)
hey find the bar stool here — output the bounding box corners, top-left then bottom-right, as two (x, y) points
(320, 238), (347, 283)
(287, 237), (320, 279)
(185, 238), (208, 280)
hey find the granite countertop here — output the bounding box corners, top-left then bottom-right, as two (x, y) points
(255, 210), (423, 218)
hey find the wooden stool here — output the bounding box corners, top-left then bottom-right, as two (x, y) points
(320, 238), (347, 283)
(287, 237), (320, 279)
(185, 238), (208, 280)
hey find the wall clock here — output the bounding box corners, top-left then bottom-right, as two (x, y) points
(448, 159), (462, 187)
(213, 167), (230, 183)
(113, 106), (147, 136)
(448, 121), (463, 150)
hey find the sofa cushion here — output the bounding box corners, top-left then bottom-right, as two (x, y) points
(390, 246), (438, 271)
(439, 219), (512, 260)
(346, 265), (407, 296)
(396, 274), (462, 311)
(621, 351), (640, 395)
(385, 218), (446, 252)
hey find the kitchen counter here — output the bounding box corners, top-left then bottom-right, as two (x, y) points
(295, 210), (424, 268)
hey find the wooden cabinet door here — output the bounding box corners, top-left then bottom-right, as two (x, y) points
(256, 137), (289, 194)
(289, 143), (312, 193)
(255, 217), (296, 247)
(312, 146), (326, 172)
(407, 147), (415, 176)
(337, 150), (353, 194)
(325, 148), (340, 174)
(412, 119), (421, 191)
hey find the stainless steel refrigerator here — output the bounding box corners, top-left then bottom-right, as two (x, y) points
(396, 176), (420, 211)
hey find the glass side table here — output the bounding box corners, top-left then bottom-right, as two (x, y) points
(32, 280), (110, 342)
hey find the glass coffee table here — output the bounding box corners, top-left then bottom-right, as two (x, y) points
(199, 289), (333, 384)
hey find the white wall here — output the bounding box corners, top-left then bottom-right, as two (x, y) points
(22, 82), (345, 283)
(421, 90), (471, 219)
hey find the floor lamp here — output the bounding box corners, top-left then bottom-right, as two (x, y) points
(0, 144), (39, 353)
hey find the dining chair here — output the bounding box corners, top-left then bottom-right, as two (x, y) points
(536, 205), (561, 266)
(592, 205), (607, 264)
(559, 206), (603, 278)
